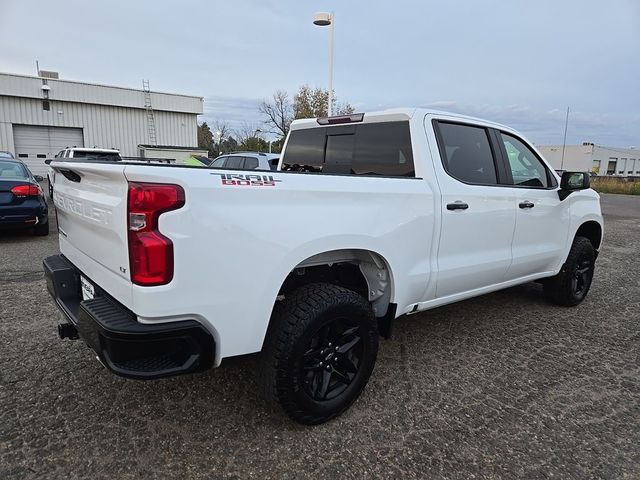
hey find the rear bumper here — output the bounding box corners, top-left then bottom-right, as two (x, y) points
(0, 200), (47, 227)
(43, 254), (215, 380)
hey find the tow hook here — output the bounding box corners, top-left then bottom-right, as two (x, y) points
(58, 323), (79, 340)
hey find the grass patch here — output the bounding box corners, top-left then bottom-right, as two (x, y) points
(591, 177), (640, 195)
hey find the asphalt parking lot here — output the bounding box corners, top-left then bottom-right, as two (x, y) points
(1, 193), (638, 479)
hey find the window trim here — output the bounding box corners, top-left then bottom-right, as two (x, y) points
(494, 130), (558, 190)
(432, 119), (504, 187)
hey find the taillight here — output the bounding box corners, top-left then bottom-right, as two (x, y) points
(11, 184), (41, 197)
(127, 182), (185, 286)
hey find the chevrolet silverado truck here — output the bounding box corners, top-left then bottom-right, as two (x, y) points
(44, 109), (603, 424)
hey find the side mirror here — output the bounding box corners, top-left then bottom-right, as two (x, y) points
(44, 159), (52, 165)
(34, 175), (44, 182)
(559, 171), (590, 200)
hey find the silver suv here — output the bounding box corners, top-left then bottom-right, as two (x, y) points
(210, 152), (279, 171)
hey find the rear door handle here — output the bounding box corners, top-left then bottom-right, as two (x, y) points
(446, 202), (469, 211)
(519, 201), (535, 209)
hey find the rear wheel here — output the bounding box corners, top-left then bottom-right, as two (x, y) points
(261, 283), (378, 424)
(543, 236), (595, 306)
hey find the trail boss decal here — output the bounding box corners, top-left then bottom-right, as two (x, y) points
(212, 173), (282, 187)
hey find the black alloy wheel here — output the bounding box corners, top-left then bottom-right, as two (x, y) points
(302, 318), (363, 401)
(571, 257), (593, 298)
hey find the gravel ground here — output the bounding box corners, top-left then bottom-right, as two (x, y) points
(1, 193), (638, 479)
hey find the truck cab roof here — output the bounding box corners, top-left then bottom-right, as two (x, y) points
(290, 108), (513, 133)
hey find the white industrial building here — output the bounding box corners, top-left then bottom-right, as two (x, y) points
(0, 72), (205, 175)
(537, 143), (640, 177)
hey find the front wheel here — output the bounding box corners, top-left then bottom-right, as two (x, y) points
(543, 236), (595, 306)
(260, 283), (379, 425)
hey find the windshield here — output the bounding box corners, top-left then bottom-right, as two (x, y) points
(0, 161), (28, 179)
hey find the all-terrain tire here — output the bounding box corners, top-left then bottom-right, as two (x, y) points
(260, 283), (378, 425)
(543, 236), (595, 306)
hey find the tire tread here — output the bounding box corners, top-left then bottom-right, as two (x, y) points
(260, 283), (377, 424)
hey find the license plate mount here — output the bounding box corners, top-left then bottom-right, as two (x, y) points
(80, 276), (95, 301)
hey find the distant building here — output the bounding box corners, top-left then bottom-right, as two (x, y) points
(0, 72), (205, 175)
(537, 143), (639, 177)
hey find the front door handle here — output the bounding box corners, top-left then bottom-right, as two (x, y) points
(519, 201), (535, 209)
(446, 202), (469, 211)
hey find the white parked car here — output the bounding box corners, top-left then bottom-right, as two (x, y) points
(209, 151), (279, 171)
(45, 109), (603, 424)
(46, 147), (121, 199)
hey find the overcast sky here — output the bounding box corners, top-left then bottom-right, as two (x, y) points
(1, 0), (638, 146)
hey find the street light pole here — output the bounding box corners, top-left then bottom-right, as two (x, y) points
(560, 107), (570, 170)
(255, 128), (278, 153)
(313, 12), (334, 116)
(214, 130), (223, 156)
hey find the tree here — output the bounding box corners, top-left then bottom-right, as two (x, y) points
(197, 122), (215, 156)
(211, 120), (231, 146)
(294, 85), (353, 119)
(259, 85), (354, 138)
(259, 90), (293, 139)
(235, 122), (269, 152)
(219, 135), (238, 153)
(200, 120), (233, 156)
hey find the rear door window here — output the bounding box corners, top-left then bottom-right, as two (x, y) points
(281, 121), (414, 177)
(244, 157), (259, 169)
(225, 156), (243, 169)
(435, 122), (498, 185)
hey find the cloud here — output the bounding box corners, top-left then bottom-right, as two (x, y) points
(201, 96), (264, 130)
(417, 101), (639, 147)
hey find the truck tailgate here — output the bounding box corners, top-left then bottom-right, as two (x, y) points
(52, 161), (132, 306)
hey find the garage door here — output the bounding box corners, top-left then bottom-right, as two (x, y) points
(13, 125), (84, 176)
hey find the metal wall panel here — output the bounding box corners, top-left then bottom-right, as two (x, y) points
(0, 73), (203, 114)
(0, 96), (198, 159)
(0, 122), (13, 153)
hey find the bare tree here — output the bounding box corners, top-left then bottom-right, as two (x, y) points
(234, 121), (259, 145)
(211, 119), (231, 142)
(230, 121), (266, 152)
(260, 87), (353, 138)
(259, 90), (293, 138)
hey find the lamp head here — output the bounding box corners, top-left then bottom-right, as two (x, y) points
(313, 12), (332, 26)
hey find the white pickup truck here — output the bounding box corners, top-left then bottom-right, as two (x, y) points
(44, 108), (603, 424)
(46, 148), (121, 199)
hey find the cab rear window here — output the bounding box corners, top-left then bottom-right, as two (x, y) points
(73, 151), (121, 161)
(282, 121), (414, 177)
